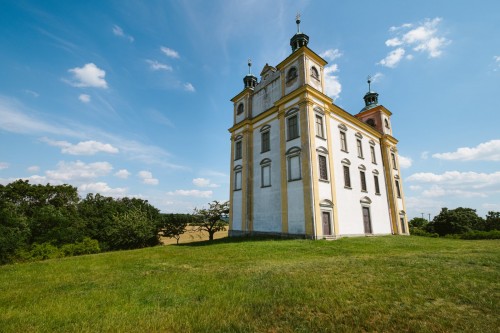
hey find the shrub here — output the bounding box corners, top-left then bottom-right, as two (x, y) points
(410, 228), (439, 238)
(29, 242), (62, 260)
(61, 238), (101, 256)
(460, 230), (500, 240)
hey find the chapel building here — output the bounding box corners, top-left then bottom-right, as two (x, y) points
(228, 18), (408, 239)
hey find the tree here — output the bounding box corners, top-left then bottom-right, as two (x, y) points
(161, 214), (190, 244)
(484, 211), (500, 231)
(193, 201), (229, 241)
(428, 207), (485, 236)
(408, 217), (429, 230)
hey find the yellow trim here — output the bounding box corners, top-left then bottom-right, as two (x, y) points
(279, 108), (288, 234)
(229, 136), (235, 231)
(381, 139), (399, 234)
(230, 87), (252, 103)
(325, 111), (340, 236)
(306, 102), (321, 239)
(276, 46), (328, 71)
(247, 129), (254, 232)
(299, 101), (314, 237)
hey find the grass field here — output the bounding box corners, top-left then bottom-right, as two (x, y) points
(0, 236), (498, 332)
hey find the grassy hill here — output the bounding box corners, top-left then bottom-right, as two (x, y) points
(1, 236), (498, 332)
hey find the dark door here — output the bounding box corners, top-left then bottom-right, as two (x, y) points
(322, 211), (331, 236)
(400, 218), (406, 234)
(362, 207), (372, 234)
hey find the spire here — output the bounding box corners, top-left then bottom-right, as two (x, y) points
(290, 14), (309, 52)
(362, 75), (379, 111)
(243, 58), (257, 89)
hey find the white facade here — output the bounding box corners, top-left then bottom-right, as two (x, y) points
(229, 26), (408, 239)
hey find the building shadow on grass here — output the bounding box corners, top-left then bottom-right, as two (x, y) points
(176, 234), (303, 247)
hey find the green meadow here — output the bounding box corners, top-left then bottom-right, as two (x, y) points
(1, 236), (498, 332)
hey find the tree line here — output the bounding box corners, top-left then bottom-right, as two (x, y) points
(0, 180), (229, 264)
(409, 207), (500, 239)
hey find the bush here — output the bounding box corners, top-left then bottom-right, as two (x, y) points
(29, 242), (62, 260)
(61, 238), (101, 256)
(410, 228), (439, 238)
(460, 230), (500, 240)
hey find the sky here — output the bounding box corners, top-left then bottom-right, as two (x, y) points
(0, 0), (499, 219)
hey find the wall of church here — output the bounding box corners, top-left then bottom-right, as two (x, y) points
(327, 115), (392, 236)
(252, 117), (282, 233)
(287, 179), (305, 234)
(252, 77), (281, 117)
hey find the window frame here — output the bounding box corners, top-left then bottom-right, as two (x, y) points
(287, 114), (299, 141)
(357, 139), (364, 158)
(395, 179), (402, 198)
(343, 165), (351, 189)
(261, 130), (270, 153)
(340, 131), (348, 152)
(391, 153), (397, 170)
(311, 66), (319, 80)
(286, 67), (298, 82)
(236, 103), (244, 115)
(318, 154), (328, 181)
(315, 115), (325, 138)
(374, 174), (381, 195)
(360, 170), (367, 192)
(370, 145), (377, 164)
(261, 162), (271, 188)
(234, 166), (242, 191)
(234, 140), (242, 160)
(286, 147), (302, 182)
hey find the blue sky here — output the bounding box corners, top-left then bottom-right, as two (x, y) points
(1, 0), (499, 218)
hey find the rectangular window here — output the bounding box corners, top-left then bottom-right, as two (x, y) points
(370, 146), (377, 164)
(360, 171), (367, 192)
(318, 155), (328, 180)
(288, 155), (301, 181)
(391, 153), (397, 170)
(261, 165), (271, 187)
(395, 179), (401, 198)
(400, 218), (407, 234)
(235, 141), (242, 160)
(234, 170), (242, 190)
(340, 131), (348, 152)
(287, 115), (299, 140)
(315, 115), (324, 138)
(374, 175), (380, 194)
(343, 165), (351, 188)
(261, 131), (270, 153)
(357, 139), (363, 158)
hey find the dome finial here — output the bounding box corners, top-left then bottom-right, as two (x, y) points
(367, 75), (372, 92)
(296, 13), (301, 33)
(248, 59), (252, 75)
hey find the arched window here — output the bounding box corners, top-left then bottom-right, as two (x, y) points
(237, 103), (244, 115)
(366, 118), (375, 127)
(287, 67), (298, 81)
(311, 66), (319, 79)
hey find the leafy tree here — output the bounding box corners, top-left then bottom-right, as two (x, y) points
(192, 201), (229, 241)
(161, 214), (191, 244)
(408, 217), (428, 230)
(104, 207), (159, 250)
(428, 207), (485, 236)
(484, 211), (500, 231)
(0, 202), (30, 264)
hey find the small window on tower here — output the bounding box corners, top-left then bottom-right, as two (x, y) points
(366, 118), (375, 127)
(237, 103), (244, 115)
(287, 67), (298, 82)
(311, 66), (319, 80)
(384, 119), (390, 128)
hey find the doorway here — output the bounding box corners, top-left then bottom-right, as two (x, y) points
(362, 207), (372, 234)
(322, 211), (332, 236)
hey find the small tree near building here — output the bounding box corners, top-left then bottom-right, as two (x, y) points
(193, 201), (229, 241)
(161, 214), (190, 245)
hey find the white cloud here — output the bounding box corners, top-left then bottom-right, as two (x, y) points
(146, 59), (172, 71)
(183, 82), (195, 92)
(167, 189), (213, 198)
(79, 182), (127, 196)
(79, 94), (91, 103)
(319, 49), (342, 61)
(0, 162), (9, 170)
(371, 72), (384, 83)
(45, 160), (113, 182)
(27, 165), (39, 173)
(398, 155), (413, 169)
(421, 151), (429, 159)
(421, 185), (487, 198)
(67, 63), (108, 89)
(407, 171), (500, 190)
(323, 65), (341, 100)
(160, 46), (180, 59)
(24, 90), (39, 98)
(432, 140), (500, 161)
(494, 56), (500, 71)
(112, 25), (134, 42)
(138, 170), (159, 185)
(409, 185), (422, 191)
(380, 18), (449, 68)
(379, 48), (405, 68)
(40, 137), (119, 155)
(114, 169), (131, 179)
(192, 177), (219, 188)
